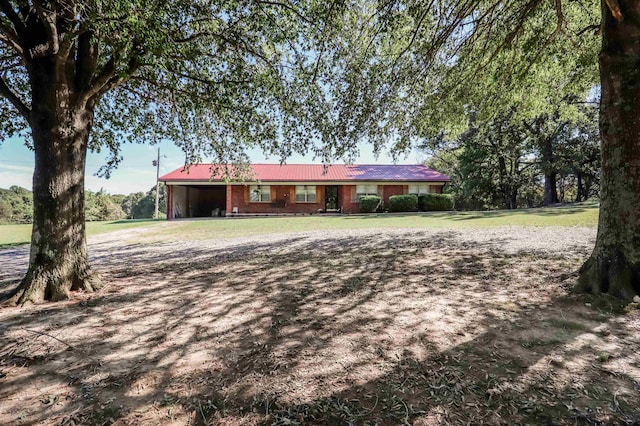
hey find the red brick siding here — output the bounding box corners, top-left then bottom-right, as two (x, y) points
(229, 185), (326, 214)
(430, 185), (443, 194)
(340, 185), (359, 213)
(382, 185), (406, 206)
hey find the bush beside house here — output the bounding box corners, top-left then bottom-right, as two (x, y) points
(419, 194), (454, 211)
(359, 195), (382, 213)
(388, 194), (418, 212)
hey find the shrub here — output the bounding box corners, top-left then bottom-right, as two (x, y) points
(388, 194), (418, 212)
(359, 195), (382, 213)
(419, 193), (454, 211)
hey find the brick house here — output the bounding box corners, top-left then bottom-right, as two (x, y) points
(159, 164), (450, 218)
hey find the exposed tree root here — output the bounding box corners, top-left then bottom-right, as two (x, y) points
(6, 262), (104, 306)
(575, 250), (640, 300)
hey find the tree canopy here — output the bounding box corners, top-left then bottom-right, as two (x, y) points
(0, 0), (348, 170)
(316, 1), (600, 149)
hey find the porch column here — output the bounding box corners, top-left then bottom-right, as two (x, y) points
(225, 184), (232, 216)
(167, 185), (174, 220)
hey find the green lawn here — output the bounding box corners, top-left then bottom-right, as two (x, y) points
(0, 203), (599, 248)
(0, 219), (165, 248)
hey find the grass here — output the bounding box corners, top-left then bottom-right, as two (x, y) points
(0, 219), (165, 248)
(144, 202), (599, 242)
(0, 202), (599, 247)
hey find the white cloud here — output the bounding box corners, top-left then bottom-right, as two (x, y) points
(0, 163), (33, 189)
(0, 171), (33, 189)
(0, 163), (33, 173)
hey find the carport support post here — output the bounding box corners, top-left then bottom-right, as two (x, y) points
(225, 184), (232, 216)
(167, 185), (173, 220)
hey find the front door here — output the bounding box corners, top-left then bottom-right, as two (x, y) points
(325, 186), (339, 211)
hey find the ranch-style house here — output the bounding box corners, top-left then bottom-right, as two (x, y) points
(159, 163), (450, 218)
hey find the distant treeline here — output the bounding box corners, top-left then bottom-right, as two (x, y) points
(424, 107), (601, 210)
(0, 184), (166, 224)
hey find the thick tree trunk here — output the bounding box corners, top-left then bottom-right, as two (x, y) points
(8, 57), (103, 305)
(575, 2), (640, 299)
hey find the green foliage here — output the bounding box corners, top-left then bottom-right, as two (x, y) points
(359, 196), (382, 213)
(424, 104), (600, 211)
(85, 189), (126, 222)
(388, 194), (418, 212)
(120, 184), (166, 219)
(419, 194), (454, 211)
(0, 186), (33, 224)
(317, 2), (599, 160)
(0, 1), (352, 172)
(0, 185), (168, 223)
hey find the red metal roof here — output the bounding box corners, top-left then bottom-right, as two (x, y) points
(159, 164), (450, 182)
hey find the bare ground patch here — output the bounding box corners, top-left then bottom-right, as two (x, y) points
(1, 226), (639, 425)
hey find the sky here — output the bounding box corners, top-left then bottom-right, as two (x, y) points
(0, 136), (425, 195)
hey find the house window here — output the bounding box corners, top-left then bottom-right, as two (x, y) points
(408, 184), (431, 195)
(249, 185), (271, 202)
(356, 184), (378, 199)
(295, 185), (316, 203)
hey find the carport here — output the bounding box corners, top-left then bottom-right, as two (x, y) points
(168, 185), (227, 218)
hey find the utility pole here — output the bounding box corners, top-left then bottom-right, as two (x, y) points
(153, 147), (160, 219)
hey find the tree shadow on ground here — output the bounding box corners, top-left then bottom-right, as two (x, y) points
(0, 229), (638, 425)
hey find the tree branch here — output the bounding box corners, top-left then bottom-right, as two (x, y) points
(75, 30), (98, 91)
(33, 0), (59, 54)
(604, 0), (623, 22)
(79, 54), (141, 107)
(0, 21), (23, 56)
(0, 0), (26, 35)
(253, 0), (312, 23)
(0, 74), (30, 121)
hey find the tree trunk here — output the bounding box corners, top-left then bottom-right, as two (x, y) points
(509, 188), (517, 210)
(575, 1), (640, 299)
(541, 138), (558, 205)
(8, 57), (103, 305)
(576, 173), (584, 202)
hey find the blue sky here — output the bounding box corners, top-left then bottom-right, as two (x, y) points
(0, 136), (424, 195)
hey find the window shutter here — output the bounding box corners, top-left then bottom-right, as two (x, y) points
(243, 186), (249, 204)
(350, 186), (357, 202)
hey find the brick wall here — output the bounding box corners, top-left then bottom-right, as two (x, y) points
(229, 185), (326, 214)
(225, 183), (442, 215)
(382, 185), (407, 206)
(340, 185), (359, 213)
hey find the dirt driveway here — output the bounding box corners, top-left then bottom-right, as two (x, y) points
(1, 226), (639, 425)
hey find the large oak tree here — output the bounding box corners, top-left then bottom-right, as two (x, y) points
(0, 0), (335, 304)
(324, 1), (638, 299)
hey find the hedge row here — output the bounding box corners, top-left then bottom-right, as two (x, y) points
(418, 193), (454, 211)
(358, 193), (454, 213)
(359, 195), (382, 213)
(388, 194), (418, 212)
